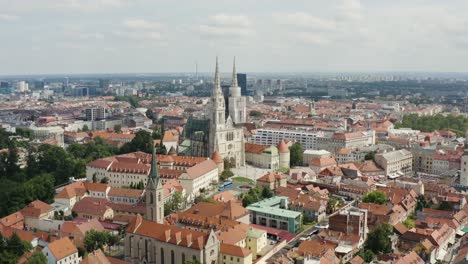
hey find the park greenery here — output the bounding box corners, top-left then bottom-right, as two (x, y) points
(395, 113), (468, 137)
(0, 233), (33, 264)
(364, 223), (393, 254)
(241, 186), (274, 207)
(290, 142), (303, 166)
(362, 190), (388, 205)
(0, 128), (126, 217)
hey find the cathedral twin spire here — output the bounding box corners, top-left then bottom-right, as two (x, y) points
(212, 57), (239, 97)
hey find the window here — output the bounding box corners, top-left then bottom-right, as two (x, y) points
(161, 248), (165, 264)
(171, 250), (175, 264)
(182, 253), (186, 263)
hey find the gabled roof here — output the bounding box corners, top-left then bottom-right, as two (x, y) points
(257, 172), (286, 183)
(46, 237), (78, 260)
(21, 200), (54, 218)
(220, 243), (251, 257)
(126, 216), (212, 250)
(183, 159), (217, 180)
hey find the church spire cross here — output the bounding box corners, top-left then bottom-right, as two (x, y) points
(231, 57), (238, 87)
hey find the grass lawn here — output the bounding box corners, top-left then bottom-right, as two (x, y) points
(231, 177), (253, 184)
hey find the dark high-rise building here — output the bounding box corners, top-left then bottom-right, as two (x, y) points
(0, 82), (9, 88)
(237, 73), (247, 96)
(99, 79), (110, 89)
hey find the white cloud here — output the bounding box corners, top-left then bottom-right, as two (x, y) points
(336, 0), (363, 20)
(112, 30), (162, 41)
(273, 12), (336, 31)
(210, 14), (250, 27)
(61, 0), (130, 11)
(195, 13), (254, 39)
(0, 13), (19, 21)
(297, 32), (331, 45)
(123, 19), (163, 30)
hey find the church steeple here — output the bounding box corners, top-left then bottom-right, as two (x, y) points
(149, 146), (159, 185)
(213, 56), (223, 97)
(231, 57), (238, 87)
(145, 147), (164, 223)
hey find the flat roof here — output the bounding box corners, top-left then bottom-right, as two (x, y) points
(247, 197), (302, 218)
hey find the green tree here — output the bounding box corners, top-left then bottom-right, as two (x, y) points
(289, 142), (303, 166)
(438, 201), (453, 211)
(100, 177), (109, 184)
(24, 251), (47, 264)
(146, 109), (154, 120)
(365, 223), (393, 254)
(84, 230), (116, 252)
(363, 190), (388, 205)
(364, 151), (376, 161)
(164, 191), (184, 215)
(326, 197), (342, 214)
(261, 186), (274, 199)
(82, 124), (89, 132)
(156, 144), (167, 155)
(249, 110), (263, 117)
(7, 233), (32, 257)
(358, 249), (376, 263)
(403, 218), (415, 229)
(220, 169), (234, 181)
(120, 130), (153, 154)
(114, 124), (122, 133)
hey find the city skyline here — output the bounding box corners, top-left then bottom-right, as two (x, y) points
(1, 0), (468, 75)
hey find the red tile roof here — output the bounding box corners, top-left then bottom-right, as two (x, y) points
(220, 243), (251, 257)
(47, 237), (78, 260)
(127, 216), (210, 250)
(21, 200), (54, 219)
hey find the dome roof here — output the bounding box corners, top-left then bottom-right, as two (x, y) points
(211, 151), (223, 164)
(277, 140), (289, 153)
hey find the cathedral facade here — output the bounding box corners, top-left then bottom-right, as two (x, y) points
(208, 58), (246, 168)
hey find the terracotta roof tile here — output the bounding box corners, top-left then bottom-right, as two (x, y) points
(47, 237), (78, 260)
(220, 243), (251, 257)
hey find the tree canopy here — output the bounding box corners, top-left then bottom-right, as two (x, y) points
(0, 233), (33, 264)
(84, 230), (118, 253)
(364, 223), (393, 254)
(362, 190), (387, 205)
(289, 142), (303, 166)
(395, 113), (468, 137)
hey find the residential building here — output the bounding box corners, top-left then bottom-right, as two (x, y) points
(303, 149), (331, 166)
(375, 149), (413, 178)
(251, 129), (319, 150)
(219, 244), (252, 264)
(256, 172), (287, 190)
(85, 107), (106, 121)
(42, 237), (81, 264)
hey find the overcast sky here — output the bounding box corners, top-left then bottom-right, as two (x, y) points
(1, 0), (468, 75)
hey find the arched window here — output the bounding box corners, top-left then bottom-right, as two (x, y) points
(158, 193), (161, 202)
(160, 248), (165, 264)
(150, 192), (154, 204)
(171, 250), (175, 264)
(182, 253), (186, 263)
